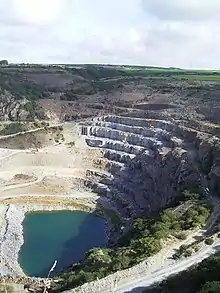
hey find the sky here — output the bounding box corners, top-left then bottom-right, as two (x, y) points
(0, 0), (220, 68)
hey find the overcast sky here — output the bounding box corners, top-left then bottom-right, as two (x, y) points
(0, 0), (220, 68)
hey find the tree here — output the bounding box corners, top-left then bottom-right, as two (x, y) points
(132, 218), (150, 237)
(0, 60), (8, 66)
(172, 221), (182, 231)
(197, 206), (210, 218)
(131, 237), (161, 258)
(85, 248), (111, 265)
(199, 281), (220, 293)
(205, 238), (214, 245)
(182, 189), (201, 201)
(161, 209), (175, 223)
(132, 218), (146, 231)
(179, 244), (188, 253)
(152, 222), (170, 239)
(111, 249), (131, 271)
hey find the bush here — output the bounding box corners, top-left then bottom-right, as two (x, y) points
(205, 238), (214, 245)
(67, 141), (75, 148)
(199, 281), (220, 293)
(174, 232), (187, 240)
(145, 254), (220, 293)
(54, 133), (65, 143)
(0, 122), (26, 135)
(85, 248), (111, 265)
(193, 244), (200, 253)
(182, 190), (202, 201)
(172, 245), (192, 259)
(131, 237), (161, 258)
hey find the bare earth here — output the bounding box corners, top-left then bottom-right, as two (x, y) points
(0, 124), (105, 284)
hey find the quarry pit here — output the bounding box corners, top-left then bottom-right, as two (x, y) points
(0, 112), (219, 292)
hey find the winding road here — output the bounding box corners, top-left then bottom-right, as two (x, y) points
(71, 236), (220, 293)
(69, 195), (220, 293)
(99, 245), (220, 293)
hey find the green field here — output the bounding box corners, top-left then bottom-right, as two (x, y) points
(119, 67), (220, 82)
(175, 74), (220, 82)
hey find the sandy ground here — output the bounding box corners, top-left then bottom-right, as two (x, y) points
(0, 135), (103, 198)
(0, 126), (106, 278)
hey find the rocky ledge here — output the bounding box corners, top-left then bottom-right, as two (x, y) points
(80, 115), (220, 218)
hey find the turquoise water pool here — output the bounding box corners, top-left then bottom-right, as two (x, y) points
(18, 210), (107, 277)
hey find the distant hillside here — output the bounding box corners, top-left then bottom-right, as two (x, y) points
(0, 63), (220, 122)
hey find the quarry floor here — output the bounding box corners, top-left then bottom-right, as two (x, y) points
(0, 134), (106, 279)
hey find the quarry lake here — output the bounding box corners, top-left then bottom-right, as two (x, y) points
(18, 210), (107, 277)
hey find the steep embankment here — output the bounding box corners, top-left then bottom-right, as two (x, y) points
(46, 116), (220, 292)
(77, 115), (220, 217)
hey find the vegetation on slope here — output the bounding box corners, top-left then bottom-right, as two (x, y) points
(0, 121), (49, 136)
(145, 253), (220, 293)
(54, 189), (210, 291)
(0, 63), (220, 122)
(1, 64), (220, 102)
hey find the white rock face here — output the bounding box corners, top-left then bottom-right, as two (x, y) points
(81, 115), (199, 217)
(0, 205), (25, 276)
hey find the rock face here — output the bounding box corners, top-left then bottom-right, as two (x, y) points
(0, 89), (47, 121)
(0, 91), (39, 121)
(78, 115), (220, 217)
(203, 138), (220, 195)
(0, 92), (24, 121)
(0, 110), (218, 217)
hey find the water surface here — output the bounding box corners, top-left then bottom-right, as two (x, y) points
(19, 210), (107, 277)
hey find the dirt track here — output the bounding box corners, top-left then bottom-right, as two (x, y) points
(0, 124), (103, 204)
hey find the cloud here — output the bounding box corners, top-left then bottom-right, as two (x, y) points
(143, 0), (220, 21)
(0, 0), (220, 68)
(12, 0), (63, 26)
